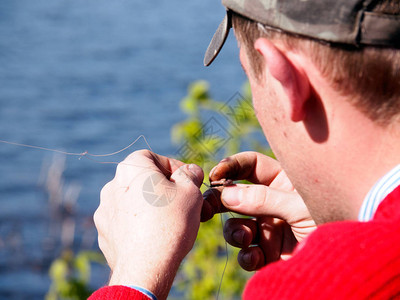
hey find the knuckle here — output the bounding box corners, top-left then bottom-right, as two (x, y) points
(135, 149), (151, 156)
(223, 220), (238, 243)
(93, 208), (101, 228)
(100, 181), (113, 201)
(223, 218), (236, 232)
(252, 185), (268, 211)
(116, 157), (133, 172)
(97, 236), (108, 261)
(118, 149), (153, 172)
(115, 161), (125, 175)
(125, 149), (151, 161)
(238, 249), (255, 271)
(93, 209), (106, 237)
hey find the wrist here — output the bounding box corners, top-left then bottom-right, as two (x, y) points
(125, 285), (157, 300)
(109, 260), (180, 300)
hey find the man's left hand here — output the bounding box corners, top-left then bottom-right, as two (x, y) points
(94, 150), (204, 300)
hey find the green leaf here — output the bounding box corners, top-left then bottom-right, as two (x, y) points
(188, 80), (210, 102)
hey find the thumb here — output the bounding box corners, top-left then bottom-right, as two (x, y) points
(221, 184), (306, 224)
(170, 164), (204, 188)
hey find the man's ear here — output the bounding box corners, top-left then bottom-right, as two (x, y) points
(254, 38), (310, 122)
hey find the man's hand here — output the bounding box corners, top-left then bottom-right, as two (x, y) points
(94, 150), (204, 300)
(202, 151), (316, 271)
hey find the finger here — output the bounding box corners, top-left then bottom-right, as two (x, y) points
(209, 151), (282, 185)
(147, 151), (188, 177)
(99, 181), (112, 205)
(93, 207), (104, 236)
(200, 199), (213, 222)
(221, 184), (307, 223)
(237, 246), (266, 271)
(122, 150), (187, 178)
(200, 188), (229, 222)
(170, 163), (204, 188)
(256, 216), (286, 263)
(115, 150), (192, 188)
(223, 218), (258, 248)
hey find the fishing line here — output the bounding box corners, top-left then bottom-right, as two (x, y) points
(202, 182), (233, 300)
(0, 134), (153, 160)
(0, 135), (175, 174)
(217, 211), (229, 300)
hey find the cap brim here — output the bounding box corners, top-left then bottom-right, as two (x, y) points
(204, 10), (232, 67)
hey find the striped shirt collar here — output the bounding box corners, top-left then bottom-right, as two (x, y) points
(358, 164), (400, 222)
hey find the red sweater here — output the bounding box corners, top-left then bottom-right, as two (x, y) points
(89, 185), (400, 299)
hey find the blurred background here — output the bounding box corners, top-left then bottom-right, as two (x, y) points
(0, 0), (257, 299)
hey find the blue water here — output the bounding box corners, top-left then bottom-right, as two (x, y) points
(0, 0), (246, 298)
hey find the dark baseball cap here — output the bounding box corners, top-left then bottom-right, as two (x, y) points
(204, 0), (400, 66)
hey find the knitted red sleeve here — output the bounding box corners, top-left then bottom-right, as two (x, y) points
(88, 286), (151, 300)
(243, 187), (400, 299)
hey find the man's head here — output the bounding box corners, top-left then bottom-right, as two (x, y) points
(205, 0), (400, 223)
(231, 3), (400, 125)
(206, 0), (400, 124)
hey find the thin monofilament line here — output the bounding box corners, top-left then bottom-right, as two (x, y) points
(217, 212), (229, 300)
(0, 139), (86, 156)
(87, 135), (154, 157)
(0, 135), (198, 179)
(201, 183), (231, 299)
(0, 135), (172, 174)
(0, 135), (153, 158)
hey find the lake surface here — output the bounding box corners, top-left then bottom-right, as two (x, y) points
(0, 0), (247, 298)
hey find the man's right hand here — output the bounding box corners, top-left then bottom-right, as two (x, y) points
(202, 151), (316, 271)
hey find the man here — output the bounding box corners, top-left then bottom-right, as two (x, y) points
(90, 0), (400, 299)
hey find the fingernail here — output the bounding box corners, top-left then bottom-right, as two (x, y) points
(243, 252), (252, 265)
(232, 230), (245, 244)
(209, 165), (218, 177)
(222, 187), (241, 206)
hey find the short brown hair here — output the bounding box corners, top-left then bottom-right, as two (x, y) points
(232, 1), (400, 125)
